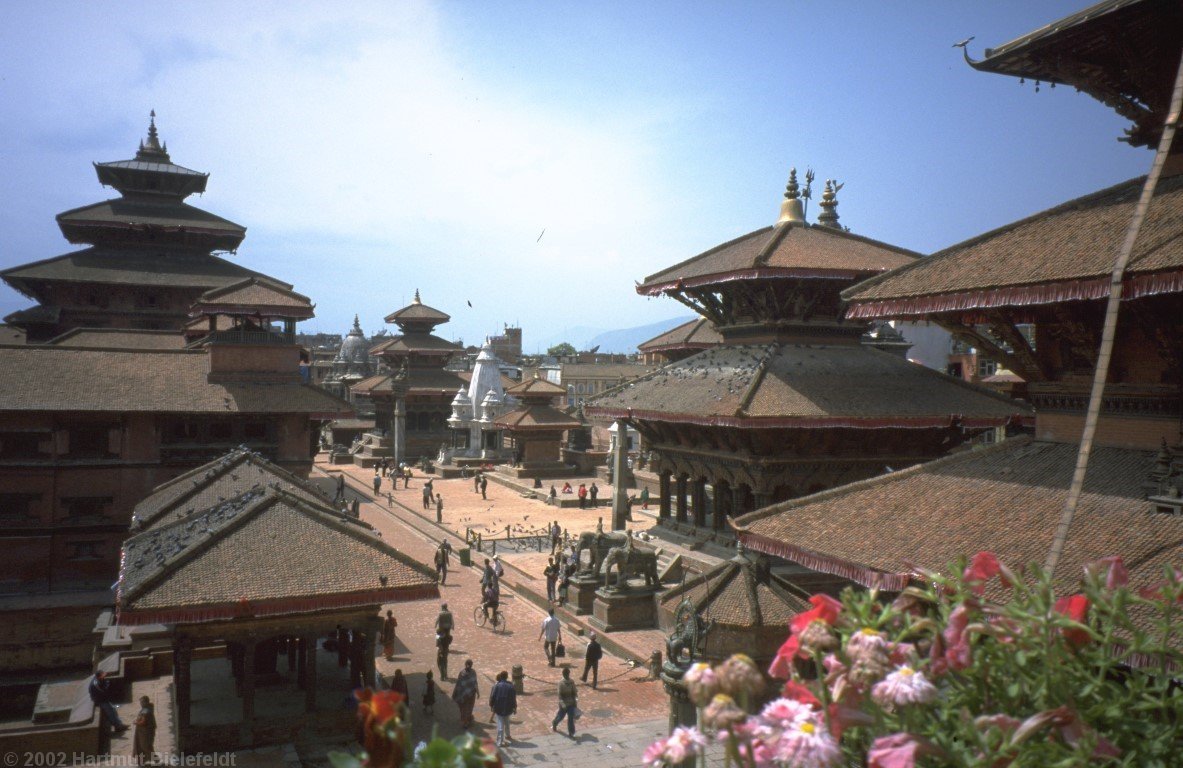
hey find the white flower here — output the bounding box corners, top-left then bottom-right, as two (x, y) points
(871, 665), (938, 710)
(755, 697), (814, 739)
(772, 718), (841, 768)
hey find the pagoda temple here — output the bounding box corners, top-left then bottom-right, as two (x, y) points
(2, 113), (280, 341)
(494, 374), (581, 475)
(585, 174), (1028, 534)
(734, 0), (1183, 599)
(352, 291), (466, 466)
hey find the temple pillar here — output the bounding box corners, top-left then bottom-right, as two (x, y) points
(296, 637), (307, 689)
(714, 480), (731, 531)
(675, 475), (688, 524)
(393, 398), (407, 467)
(611, 418), (630, 530)
(658, 471), (671, 521)
(692, 479), (707, 528)
(287, 636), (297, 672)
(242, 637), (257, 724)
(174, 636), (193, 730)
(363, 627), (377, 688)
(303, 633), (318, 713)
(753, 490), (773, 509)
(732, 485), (748, 518)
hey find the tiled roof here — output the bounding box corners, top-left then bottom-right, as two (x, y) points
(370, 334), (461, 355)
(1, 247), (275, 289)
(56, 197), (245, 240)
(47, 328), (186, 350)
(0, 346), (352, 416)
(639, 223), (919, 295)
(844, 174), (1183, 318)
(584, 344), (1027, 428)
(505, 376), (567, 397)
(637, 318), (723, 353)
(117, 487), (438, 624)
(561, 363), (656, 380)
(132, 448), (332, 530)
(733, 437), (1180, 598)
(494, 405), (581, 430)
(194, 278), (314, 317)
(384, 302), (450, 324)
(351, 368), (469, 397)
(660, 549), (809, 629)
(96, 158), (207, 178)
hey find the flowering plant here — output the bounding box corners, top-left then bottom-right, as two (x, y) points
(330, 688), (501, 768)
(644, 554), (1183, 767)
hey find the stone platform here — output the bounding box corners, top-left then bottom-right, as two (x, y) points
(590, 586), (659, 632)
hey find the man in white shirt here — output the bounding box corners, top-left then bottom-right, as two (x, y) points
(538, 608), (562, 667)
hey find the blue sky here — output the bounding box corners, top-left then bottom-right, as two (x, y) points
(0, 1), (1151, 350)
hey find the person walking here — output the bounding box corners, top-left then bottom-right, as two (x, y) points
(334, 474), (346, 503)
(381, 610), (398, 661)
(480, 475), (488, 500)
(133, 695), (156, 764)
(581, 632), (603, 689)
(492, 554), (504, 581)
(589, 482), (599, 507)
(436, 630), (451, 680)
(539, 608), (562, 667)
(473, 471), (482, 493)
(640, 486), (650, 510)
(548, 485), (558, 506)
(544, 557), (558, 603)
(422, 484), (433, 510)
(433, 543), (449, 585)
(422, 669), (437, 716)
(435, 493), (444, 523)
(435, 602), (454, 638)
(88, 670), (128, 735)
(577, 483), (587, 509)
(488, 670), (517, 747)
(372, 470), (382, 494)
(451, 659), (479, 728)
(389, 668), (409, 700)
(551, 666), (579, 738)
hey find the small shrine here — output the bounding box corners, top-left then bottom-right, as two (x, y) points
(493, 374), (580, 477)
(323, 315), (375, 404)
(445, 338), (514, 461)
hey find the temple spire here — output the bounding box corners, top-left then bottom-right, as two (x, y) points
(777, 168), (805, 224)
(413, 289), (421, 305)
(817, 179), (843, 229)
(135, 110), (170, 162)
(352, 314), (361, 331)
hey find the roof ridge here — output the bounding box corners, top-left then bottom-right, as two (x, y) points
(640, 226), (774, 287)
(731, 435), (1034, 530)
(842, 175), (1148, 303)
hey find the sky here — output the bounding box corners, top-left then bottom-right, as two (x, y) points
(0, 1), (1153, 351)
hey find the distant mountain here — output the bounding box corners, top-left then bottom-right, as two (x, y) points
(583, 316), (695, 354)
(531, 325), (609, 353)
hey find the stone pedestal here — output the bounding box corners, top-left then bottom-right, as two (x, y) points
(660, 663), (697, 733)
(589, 585), (659, 632)
(567, 574), (601, 616)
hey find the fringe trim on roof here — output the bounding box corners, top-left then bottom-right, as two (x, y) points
(116, 584), (438, 626)
(642, 267), (872, 296)
(583, 406), (1014, 430)
(739, 532), (909, 591)
(846, 269), (1183, 319)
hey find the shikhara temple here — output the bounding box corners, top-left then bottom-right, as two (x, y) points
(585, 172), (1028, 536)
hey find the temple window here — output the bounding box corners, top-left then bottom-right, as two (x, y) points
(208, 421), (234, 442)
(0, 431), (52, 460)
(243, 421), (270, 441)
(67, 541), (102, 560)
(977, 358), (998, 378)
(65, 425), (120, 458)
(61, 496), (114, 521)
(0, 493), (40, 522)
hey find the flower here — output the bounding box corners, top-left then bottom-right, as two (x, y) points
(758, 697), (815, 730)
(1052, 594), (1091, 647)
(941, 605), (974, 671)
(771, 719), (841, 768)
(355, 688), (405, 727)
(717, 654), (766, 699)
(353, 688), (408, 768)
(702, 694), (747, 731)
(847, 628), (892, 688)
(870, 666), (938, 710)
(781, 679), (821, 708)
(770, 595), (844, 678)
(1084, 555), (1128, 590)
(643, 726), (707, 767)
(798, 621), (838, 656)
(867, 733), (941, 768)
(683, 662), (719, 707)
(962, 551), (1013, 594)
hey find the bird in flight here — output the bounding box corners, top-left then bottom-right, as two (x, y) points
(537, 228), (546, 243)
(467, 300), (472, 308)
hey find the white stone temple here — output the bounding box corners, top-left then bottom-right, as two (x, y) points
(446, 338), (516, 459)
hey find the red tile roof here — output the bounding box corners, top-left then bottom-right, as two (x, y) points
(494, 404), (581, 430)
(117, 487), (438, 625)
(0, 345), (352, 416)
(844, 175), (1183, 319)
(637, 318), (723, 353)
(639, 223), (919, 295)
(733, 437), (1179, 598)
(193, 277), (314, 318)
(584, 343), (1028, 428)
(505, 376), (567, 397)
(47, 328), (186, 350)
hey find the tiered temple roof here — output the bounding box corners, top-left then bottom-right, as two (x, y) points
(637, 318), (722, 360)
(495, 375), (580, 431)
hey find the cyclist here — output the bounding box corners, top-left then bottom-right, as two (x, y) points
(482, 582), (500, 624)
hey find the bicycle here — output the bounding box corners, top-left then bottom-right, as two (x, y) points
(474, 603), (508, 633)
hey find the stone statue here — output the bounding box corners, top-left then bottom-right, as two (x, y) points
(665, 596), (714, 667)
(601, 533), (660, 590)
(575, 529), (628, 577)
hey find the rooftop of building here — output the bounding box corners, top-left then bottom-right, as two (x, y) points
(1, 246), (273, 293)
(584, 343), (1028, 428)
(46, 327), (186, 350)
(494, 403), (581, 430)
(844, 174), (1183, 319)
(384, 290), (451, 326)
(733, 437), (1179, 600)
(192, 277), (315, 319)
(0, 344), (352, 416)
(636, 318), (723, 353)
(659, 546), (809, 630)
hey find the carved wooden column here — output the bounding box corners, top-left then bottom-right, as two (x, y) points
(658, 471), (672, 521)
(173, 635), (193, 730)
(675, 475), (688, 523)
(692, 479), (707, 528)
(303, 633), (318, 713)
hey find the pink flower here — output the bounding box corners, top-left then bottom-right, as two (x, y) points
(887, 641), (917, 666)
(682, 662), (719, 707)
(736, 737), (774, 768)
(846, 627), (888, 658)
(870, 666), (938, 710)
(1084, 555), (1128, 590)
(757, 697), (814, 731)
(771, 719), (841, 768)
(770, 595), (844, 678)
(1138, 568), (1183, 602)
(963, 551), (1002, 594)
(1052, 594), (1091, 647)
(942, 605), (973, 670)
(643, 726), (707, 767)
(868, 733), (940, 768)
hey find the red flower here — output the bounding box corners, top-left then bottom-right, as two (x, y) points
(942, 605), (973, 670)
(1084, 556), (1128, 590)
(1138, 568), (1183, 602)
(782, 679), (821, 708)
(868, 733), (941, 768)
(769, 594), (844, 677)
(354, 688), (407, 768)
(963, 551), (1014, 595)
(1052, 594), (1091, 647)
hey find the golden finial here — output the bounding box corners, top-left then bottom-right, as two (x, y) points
(413, 289), (421, 305)
(784, 168), (799, 200)
(777, 167), (805, 224)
